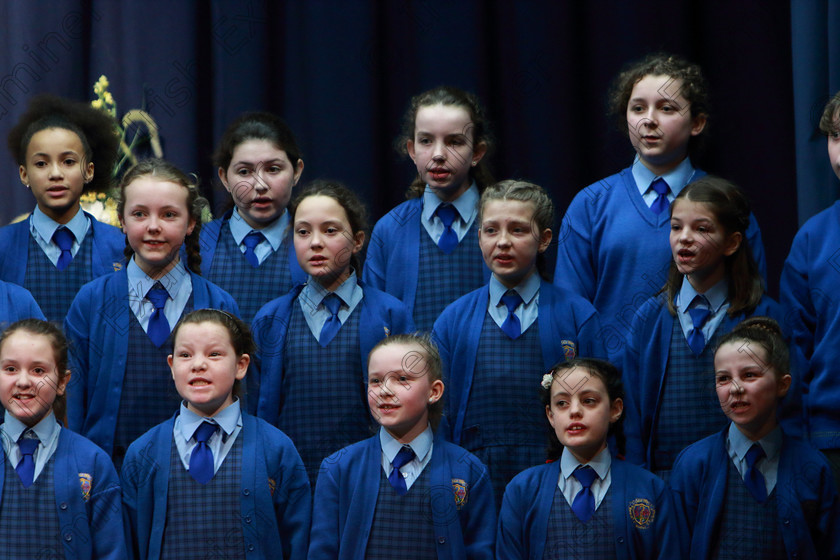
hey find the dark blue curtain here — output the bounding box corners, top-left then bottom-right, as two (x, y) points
(0, 0), (800, 294)
(791, 0), (840, 224)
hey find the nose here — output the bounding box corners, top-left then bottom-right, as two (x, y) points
(253, 168), (269, 192)
(729, 379), (744, 395)
(497, 229), (512, 247)
(48, 161), (64, 179)
(15, 370), (32, 388)
(568, 399), (583, 418)
(379, 377), (395, 396)
(146, 215), (161, 232)
(432, 140), (446, 161)
(191, 355), (207, 371)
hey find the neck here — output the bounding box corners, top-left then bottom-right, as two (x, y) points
(639, 153), (689, 177)
(42, 203), (81, 225)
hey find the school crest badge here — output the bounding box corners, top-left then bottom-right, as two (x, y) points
(112, 262), (123, 272)
(79, 473), (92, 502)
(560, 340), (576, 360)
(452, 478), (468, 510)
(268, 478), (276, 497)
(384, 326), (391, 337)
(628, 498), (655, 529)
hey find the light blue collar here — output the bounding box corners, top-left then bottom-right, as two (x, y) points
(489, 271), (540, 306)
(560, 446), (611, 480)
(379, 424), (433, 464)
(229, 207), (288, 251)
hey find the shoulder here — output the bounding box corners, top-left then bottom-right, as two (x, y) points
(89, 216), (124, 241)
(671, 431), (721, 474)
(752, 294), (783, 317)
(566, 169), (631, 211)
(0, 219), (29, 242)
(612, 458), (667, 490)
(361, 284), (411, 311)
(121, 420), (173, 479)
(781, 433), (832, 467)
(440, 285), (486, 316)
(318, 437), (374, 476)
(371, 199), (422, 232)
(58, 428), (112, 461)
(199, 215), (227, 240)
(794, 202), (840, 242)
(508, 461), (555, 489)
(249, 414), (296, 448)
(540, 281), (597, 312)
(252, 288), (301, 328)
(76, 270), (124, 298)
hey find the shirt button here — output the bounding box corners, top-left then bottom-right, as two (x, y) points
(243, 489), (250, 496)
(64, 534), (72, 542)
(248, 544), (255, 551)
(60, 502), (68, 510)
(244, 516), (252, 524)
(438, 537), (446, 544)
(618, 537), (625, 544)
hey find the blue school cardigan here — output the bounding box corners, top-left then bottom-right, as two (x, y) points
(362, 197), (491, 315)
(621, 293), (797, 467)
(121, 413), (310, 560)
(0, 280), (45, 323)
(308, 431), (495, 559)
(781, 200), (840, 448)
(670, 427), (840, 560)
(0, 426), (127, 560)
(431, 280), (607, 444)
(251, 283), (414, 423)
(496, 457), (683, 560)
(199, 209), (306, 284)
(0, 212), (125, 284)
(552, 167), (767, 360)
(64, 269), (240, 455)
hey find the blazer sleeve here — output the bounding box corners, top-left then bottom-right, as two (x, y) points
(65, 286), (94, 433)
(268, 430), (311, 559)
(460, 457), (496, 559)
(120, 446), (142, 560)
(554, 193), (597, 302)
(308, 460), (341, 559)
(495, 476), (530, 560)
(362, 221), (389, 291)
(90, 447), (129, 560)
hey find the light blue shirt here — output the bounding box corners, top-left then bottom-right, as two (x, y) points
(559, 446), (612, 510)
(29, 205), (91, 265)
(228, 207), (289, 265)
(173, 400), (243, 474)
(298, 271), (363, 339)
(421, 183), (479, 243)
(487, 273), (540, 333)
(379, 424), (434, 491)
(126, 258), (193, 332)
(632, 156), (697, 207)
(1, 410), (61, 483)
(676, 277), (729, 346)
(726, 422), (782, 495)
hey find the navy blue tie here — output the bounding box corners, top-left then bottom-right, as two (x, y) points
(53, 227), (74, 271)
(744, 443), (767, 503)
(242, 231), (265, 268)
(319, 294), (342, 347)
(571, 465), (598, 522)
(500, 291), (523, 339)
(649, 178), (670, 215)
(388, 446), (415, 496)
(435, 204), (459, 254)
(189, 422), (218, 484)
(687, 300), (711, 355)
(146, 283), (170, 347)
(16, 435), (39, 488)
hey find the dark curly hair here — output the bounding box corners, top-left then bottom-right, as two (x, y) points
(820, 90), (840, 136)
(116, 158), (207, 274)
(7, 94), (119, 194)
(608, 53), (710, 158)
(396, 86), (495, 199)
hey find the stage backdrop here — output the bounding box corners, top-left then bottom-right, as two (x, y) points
(0, 0), (829, 297)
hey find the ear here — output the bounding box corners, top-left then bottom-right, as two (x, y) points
(691, 113), (708, 136)
(19, 165), (28, 187)
(235, 354), (250, 380)
(538, 228), (553, 254)
(83, 161), (94, 184)
(56, 371), (71, 396)
(723, 231), (742, 257)
(406, 139), (416, 163)
(218, 167), (230, 191)
(777, 373), (792, 398)
(351, 230), (365, 254)
(471, 141), (488, 165)
(609, 397), (624, 424)
(167, 354), (174, 374)
(293, 159), (305, 186)
(428, 379), (444, 403)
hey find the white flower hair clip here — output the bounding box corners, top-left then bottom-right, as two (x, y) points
(541, 373), (554, 390)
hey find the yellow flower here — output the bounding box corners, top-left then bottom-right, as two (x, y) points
(97, 75), (109, 89)
(91, 99), (104, 110)
(104, 92), (115, 106)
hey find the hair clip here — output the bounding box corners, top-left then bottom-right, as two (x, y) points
(541, 373), (554, 390)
